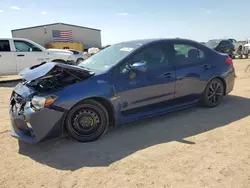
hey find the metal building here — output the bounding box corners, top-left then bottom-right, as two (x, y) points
(11, 22), (102, 49)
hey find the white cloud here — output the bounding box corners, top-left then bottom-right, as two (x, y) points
(201, 8), (211, 14)
(10, 6), (20, 10)
(116, 12), (128, 16)
(0, 10), (3, 13)
(41, 11), (48, 15)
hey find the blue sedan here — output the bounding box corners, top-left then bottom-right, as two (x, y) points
(9, 38), (235, 143)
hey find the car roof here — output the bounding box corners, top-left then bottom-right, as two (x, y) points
(208, 39), (230, 42)
(116, 38), (199, 46)
(0, 38), (32, 40)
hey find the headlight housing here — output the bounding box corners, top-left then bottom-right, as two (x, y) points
(31, 95), (57, 111)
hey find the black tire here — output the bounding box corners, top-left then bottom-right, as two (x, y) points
(202, 78), (224, 108)
(52, 59), (67, 64)
(76, 58), (84, 64)
(65, 100), (109, 142)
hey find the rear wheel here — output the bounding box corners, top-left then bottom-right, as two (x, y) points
(65, 100), (109, 142)
(202, 78), (224, 108)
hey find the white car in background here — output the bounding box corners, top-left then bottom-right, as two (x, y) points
(68, 49), (88, 64)
(0, 38), (76, 75)
(244, 39), (250, 54)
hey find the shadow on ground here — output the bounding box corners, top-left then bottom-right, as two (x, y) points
(0, 80), (20, 88)
(18, 95), (250, 170)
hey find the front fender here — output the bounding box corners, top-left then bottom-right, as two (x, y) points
(53, 79), (116, 110)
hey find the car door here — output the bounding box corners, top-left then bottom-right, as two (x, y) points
(172, 41), (212, 103)
(13, 40), (45, 72)
(0, 40), (17, 75)
(114, 42), (176, 116)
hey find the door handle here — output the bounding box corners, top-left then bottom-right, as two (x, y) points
(203, 64), (211, 70)
(17, 54), (25, 57)
(159, 72), (172, 78)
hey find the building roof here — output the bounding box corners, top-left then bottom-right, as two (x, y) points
(11, 22), (101, 32)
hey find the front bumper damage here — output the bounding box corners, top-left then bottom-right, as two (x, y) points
(10, 98), (64, 144)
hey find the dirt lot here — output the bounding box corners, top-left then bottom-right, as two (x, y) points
(1, 59), (250, 188)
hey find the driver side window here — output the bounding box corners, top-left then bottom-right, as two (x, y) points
(14, 40), (42, 52)
(119, 43), (167, 74)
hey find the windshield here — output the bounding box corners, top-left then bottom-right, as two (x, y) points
(206, 40), (220, 48)
(78, 42), (142, 72)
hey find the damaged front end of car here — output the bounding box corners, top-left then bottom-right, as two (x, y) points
(9, 62), (95, 143)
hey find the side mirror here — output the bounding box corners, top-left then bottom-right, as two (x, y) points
(131, 61), (147, 72)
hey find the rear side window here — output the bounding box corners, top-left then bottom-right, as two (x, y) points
(0, 40), (11, 52)
(174, 44), (205, 65)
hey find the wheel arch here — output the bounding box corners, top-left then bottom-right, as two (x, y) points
(203, 76), (227, 95)
(77, 57), (84, 61)
(64, 96), (116, 127)
(51, 59), (67, 63)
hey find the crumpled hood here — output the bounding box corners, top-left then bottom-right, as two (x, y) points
(19, 62), (95, 81)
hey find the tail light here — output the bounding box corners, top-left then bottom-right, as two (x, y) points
(225, 57), (233, 65)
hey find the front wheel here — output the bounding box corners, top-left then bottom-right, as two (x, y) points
(202, 78), (224, 108)
(65, 100), (109, 142)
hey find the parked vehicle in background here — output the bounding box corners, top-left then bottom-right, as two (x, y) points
(205, 39), (235, 58)
(68, 49), (88, 64)
(9, 38), (235, 144)
(243, 39), (250, 57)
(88, 47), (100, 55)
(228, 38), (237, 45)
(45, 42), (84, 52)
(0, 38), (76, 75)
(229, 39), (249, 59)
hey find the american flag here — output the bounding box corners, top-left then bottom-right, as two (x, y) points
(52, 30), (73, 42)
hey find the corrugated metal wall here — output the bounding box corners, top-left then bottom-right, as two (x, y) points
(12, 23), (102, 49)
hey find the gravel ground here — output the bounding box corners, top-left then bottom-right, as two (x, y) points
(0, 75), (21, 82)
(0, 59), (250, 188)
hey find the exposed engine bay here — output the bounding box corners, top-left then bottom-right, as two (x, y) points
(27, 69), (76, 92)
(20, 63), (94, 93)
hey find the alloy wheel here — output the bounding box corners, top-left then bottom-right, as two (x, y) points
(207, 81), (223, 105)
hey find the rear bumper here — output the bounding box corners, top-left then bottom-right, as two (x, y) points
(224, 67), (236, 95)
(10, 102), (64, 144)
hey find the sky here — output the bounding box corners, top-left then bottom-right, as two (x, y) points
(0, 0), (250, 46)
